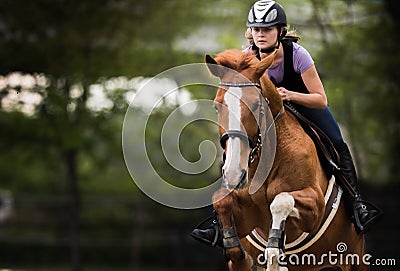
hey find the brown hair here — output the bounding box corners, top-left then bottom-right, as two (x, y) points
(283, 28), (301, 43)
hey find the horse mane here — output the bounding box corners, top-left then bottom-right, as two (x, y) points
(215, 49), (257, 72)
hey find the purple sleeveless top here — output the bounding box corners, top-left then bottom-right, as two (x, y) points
(244, 43), (314, 84)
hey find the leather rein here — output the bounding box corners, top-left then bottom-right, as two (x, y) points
(218, 81), (283, 165)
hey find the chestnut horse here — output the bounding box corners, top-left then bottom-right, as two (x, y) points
(205, 49), (368, 271)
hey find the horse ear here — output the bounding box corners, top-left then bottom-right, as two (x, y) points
(254, 50), (277, 79)
(205, 54), (224, 78)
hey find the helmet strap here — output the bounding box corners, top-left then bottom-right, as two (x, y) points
(260, 45), (278, 54)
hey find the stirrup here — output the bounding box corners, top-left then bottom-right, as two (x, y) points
(191, 213), (222, 247)
(353, 199), (383, 234)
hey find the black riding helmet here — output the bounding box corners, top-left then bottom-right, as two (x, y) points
(247, 1), (287, 53)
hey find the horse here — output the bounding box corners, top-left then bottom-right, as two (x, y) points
(204, 49), (368, 271)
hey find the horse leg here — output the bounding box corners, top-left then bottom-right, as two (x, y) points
(264, 192), (294, 271)
(213, 188), (254, 271)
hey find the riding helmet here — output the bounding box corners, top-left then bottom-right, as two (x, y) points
(247, 0), (287, 27)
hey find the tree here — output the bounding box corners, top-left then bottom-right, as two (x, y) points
(312, 0), (400, 182)
(0, 1), (216, 270)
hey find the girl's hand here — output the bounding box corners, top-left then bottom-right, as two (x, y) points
(277, 87), (293, 101)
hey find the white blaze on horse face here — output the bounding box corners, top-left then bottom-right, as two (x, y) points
(223, 87), (245, 187)
(225, 87), (242, 131)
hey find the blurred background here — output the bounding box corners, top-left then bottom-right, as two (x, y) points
(0, 0), (399, 270)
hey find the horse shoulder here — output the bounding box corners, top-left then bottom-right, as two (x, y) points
(265, 117), (322, 198)
(277, 115), (318, 166)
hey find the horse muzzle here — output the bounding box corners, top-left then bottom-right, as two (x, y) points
(222, 169), (248, 190)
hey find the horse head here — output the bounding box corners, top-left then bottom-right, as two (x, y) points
(205, 49), (277, 191)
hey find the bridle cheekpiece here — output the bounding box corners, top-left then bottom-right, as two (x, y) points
(218, 81), (272, 166)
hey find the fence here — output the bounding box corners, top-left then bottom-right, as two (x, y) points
(0, 181), (398, 270)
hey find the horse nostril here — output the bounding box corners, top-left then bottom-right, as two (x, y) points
(240, 169), (246, 183)
(237, 169), (247, 189)
(221, 168), (247, 190)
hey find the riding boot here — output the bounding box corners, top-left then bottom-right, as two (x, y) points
(339, 144), (382, 234)
(191, 210), (223, 247)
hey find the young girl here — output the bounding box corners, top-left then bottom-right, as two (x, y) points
(191, 0), (380, 246)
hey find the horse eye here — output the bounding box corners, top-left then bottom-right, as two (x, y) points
(251, 102), (260, 112)
(213, 102), (222, 112)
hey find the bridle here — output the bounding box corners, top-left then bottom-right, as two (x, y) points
(218, 81), (283, 166)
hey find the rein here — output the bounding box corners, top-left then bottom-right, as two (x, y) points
(219, 81), (283, 165)
(219, 81), (262, 89)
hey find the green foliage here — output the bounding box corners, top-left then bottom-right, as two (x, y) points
(0, 2), (225, 269)
(317, 0), (400, 182)
(0, 0), (215, 78)
(144, 108), (221, 190)
(0, 0), (399, 269)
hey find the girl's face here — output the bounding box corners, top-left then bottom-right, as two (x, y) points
(251, 26), (279, 50)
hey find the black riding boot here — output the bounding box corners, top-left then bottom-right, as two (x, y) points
(191, 210), (223, 247)
(340, 144), (382, 234)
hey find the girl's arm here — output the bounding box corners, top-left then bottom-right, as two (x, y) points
(278, 65), (328, 110)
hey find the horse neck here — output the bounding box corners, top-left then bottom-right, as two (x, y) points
(247, 77), (287, 181)
(260, 76), (283, 118)
(259, 75), (304, 153)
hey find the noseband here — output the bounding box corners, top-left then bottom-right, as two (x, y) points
(219, 81), (282, 165)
